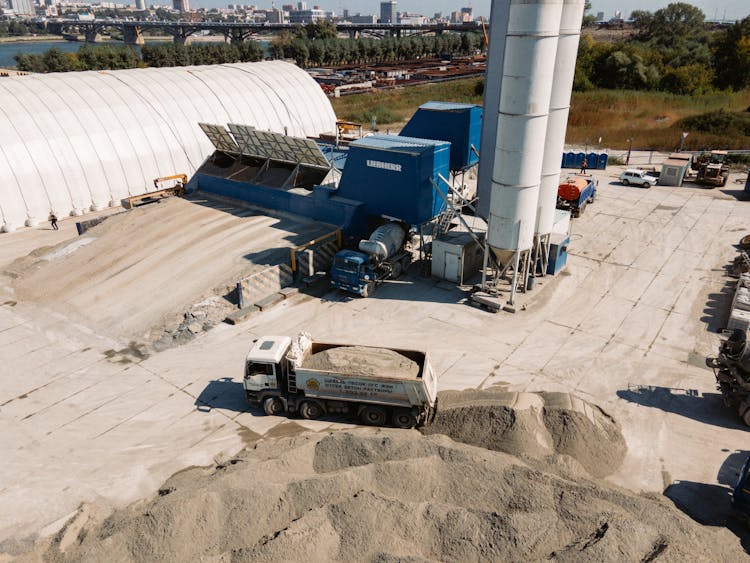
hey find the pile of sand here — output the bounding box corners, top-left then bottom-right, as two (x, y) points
(304, 346), (420, 378)
(42, 427), (745, 562)
(424, 390), (627, 478)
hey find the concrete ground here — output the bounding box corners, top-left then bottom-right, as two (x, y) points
(0, 164), (749, 550)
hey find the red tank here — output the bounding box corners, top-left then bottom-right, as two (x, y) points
(558, 176), (589, 202)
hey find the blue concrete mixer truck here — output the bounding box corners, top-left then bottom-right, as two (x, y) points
(331, 222), (412, 297)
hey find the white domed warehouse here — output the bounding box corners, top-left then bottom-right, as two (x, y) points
(0, 60), (337, 232)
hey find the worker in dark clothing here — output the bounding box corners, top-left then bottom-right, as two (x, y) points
(49, 211), (58, 231)
(580, 158), (588, 175)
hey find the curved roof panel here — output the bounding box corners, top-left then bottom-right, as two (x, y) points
(0, 60), (336, 231)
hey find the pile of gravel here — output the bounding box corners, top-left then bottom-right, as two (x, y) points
(42, 427), (744, 562)
(424, 390), (627, 478)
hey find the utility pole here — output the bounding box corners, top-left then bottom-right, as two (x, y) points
(626, 138), (632, 165)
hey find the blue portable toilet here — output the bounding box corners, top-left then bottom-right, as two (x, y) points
(336, 134), (451, 225)
(562, 152), (575, 168)
(586, 152), (598, 169)
(400, 101), (482, 172)
(597, 153), (608, 169)
(574, 152), (586, 168)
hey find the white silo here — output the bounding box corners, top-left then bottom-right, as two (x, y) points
(535, 0), (585, 273)
(480, 0), (563, 303)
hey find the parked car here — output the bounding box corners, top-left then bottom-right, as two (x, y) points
(619, 169), (658, 188)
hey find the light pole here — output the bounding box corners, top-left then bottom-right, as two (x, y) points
(626, 138), (633, 166)
(678, 131), (689, 152)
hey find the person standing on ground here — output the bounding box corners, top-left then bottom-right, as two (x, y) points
(580, 158), (588, 175)
(49, 211), (58, 231)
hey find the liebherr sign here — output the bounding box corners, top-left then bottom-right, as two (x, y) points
(366, 159), (402, 172)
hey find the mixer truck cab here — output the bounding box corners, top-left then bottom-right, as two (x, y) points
(331, 250), (373, 296)
(331, 221), (411, 297)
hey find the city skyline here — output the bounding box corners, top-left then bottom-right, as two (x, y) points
(183, 0), (747, 21)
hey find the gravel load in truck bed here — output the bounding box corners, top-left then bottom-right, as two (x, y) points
(303, 345), (420, 379)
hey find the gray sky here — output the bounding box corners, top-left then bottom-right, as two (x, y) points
(195, 0), (748, 22)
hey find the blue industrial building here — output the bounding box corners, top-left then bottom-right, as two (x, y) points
(191, 129), (451, 238)
(400, 101), (482, 173)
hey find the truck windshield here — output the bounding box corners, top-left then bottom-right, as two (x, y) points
(334, 256), (359, 274)
(246, 362), (274, 377)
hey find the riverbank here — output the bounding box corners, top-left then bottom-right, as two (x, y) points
(0, 35), (63, 43)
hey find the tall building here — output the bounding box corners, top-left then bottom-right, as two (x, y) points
(173, 0), (189, 12)
(289, 7), (328, 22)
(135, 0), (146, 10)
(379, 0), (396, 23)
(9, 0), (34, 16)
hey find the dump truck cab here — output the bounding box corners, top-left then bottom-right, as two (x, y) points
(331, 249), (374, 296)
(243, 335), (292, 405)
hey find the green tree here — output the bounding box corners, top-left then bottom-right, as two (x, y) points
(712, 16), (750, 90)
(289, 38), (309, 67)
(42, 48), (72, 72)
(582, 0), (596, 27)
(660, 63), (714, 94)
(636, 3), (706, 40)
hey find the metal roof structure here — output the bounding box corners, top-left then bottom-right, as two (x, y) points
(0, 61), (336, 231)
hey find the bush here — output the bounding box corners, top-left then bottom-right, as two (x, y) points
(677, 109), (750, 136)
(349, 104), (398, 126)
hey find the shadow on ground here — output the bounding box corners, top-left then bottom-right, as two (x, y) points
(194, 377), (251, 414)
(617, 384), (746, 430)
(719, 188), (749, 201)
(665, 449), (750, 553)
(701, 280), (737, 333)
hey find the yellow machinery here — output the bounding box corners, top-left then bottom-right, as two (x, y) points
(124, 174), (187, 209)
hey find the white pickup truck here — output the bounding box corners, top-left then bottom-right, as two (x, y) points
(243, 333), (438, 428)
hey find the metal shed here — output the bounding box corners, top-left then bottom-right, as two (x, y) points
(659, 157), (690, 187)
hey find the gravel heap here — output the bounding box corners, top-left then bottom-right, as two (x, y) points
(42, 422), (744, 561)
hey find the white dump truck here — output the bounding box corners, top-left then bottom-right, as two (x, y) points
(243, 333), (438, 428)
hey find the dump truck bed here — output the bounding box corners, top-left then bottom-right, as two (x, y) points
(294, 342), (437, 408)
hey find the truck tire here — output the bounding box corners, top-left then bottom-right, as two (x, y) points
(739, 400), (750, 427)
(622, 179), (630, 186)
(263, 397), (284, 416)
(360, 406), (387, 426)
(392, 409), (417, 429)
(300, 400), (324, 420)
(361, 282), (374, 298)
(392, 261), (402, 279)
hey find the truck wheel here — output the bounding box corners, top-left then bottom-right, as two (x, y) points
(300, 401), (324, 420)
(622, 179), (629, 186)
(361, 282), (374, 298)
(392, 409), (417, 429)
(360, 406), (387, 426)
(392, 261), (402, 279)
(739, 400), (750, 427)
(263, 397), (284, 416)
